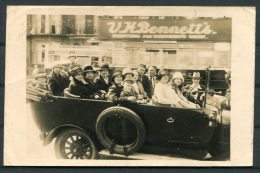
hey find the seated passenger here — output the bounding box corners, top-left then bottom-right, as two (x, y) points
(122, 67), (134, 80)
(153, 69), (183, 107)
(120, 78), (147, 104)
(49, 64), (70, 96)
(69, 67), (103, 99)
(82, 65), (106, 99)
(182, 72), (205, 107)
(94, 64), (112, 92)
(33, 73), (49, 90)
(67, 56), (81, 77)
(120, 79), (138, 98)
(170, 72), (200, 109)
(107, 70), (136, 104)
(132, 69), (148, 100)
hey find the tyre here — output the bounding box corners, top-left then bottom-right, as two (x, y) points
(55, 128), (98, 159)
(96, 106), (146, 155)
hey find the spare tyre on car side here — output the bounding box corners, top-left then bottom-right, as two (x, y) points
(96, 106), (146, 155)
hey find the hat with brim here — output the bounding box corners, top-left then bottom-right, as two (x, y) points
(112, 70), (122, 81)
(71, 67), (83, 76)
(83, 65), (96, 72)
(157, 69), (170, 81)
(122, 68), (134, 77)
(192, 72), (202, 79)
(53, 63), (63, 69)
(99, 64), (110, 71)
(172, 72), (185, 82)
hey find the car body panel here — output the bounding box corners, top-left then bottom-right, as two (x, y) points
(30, 97), (217, 147)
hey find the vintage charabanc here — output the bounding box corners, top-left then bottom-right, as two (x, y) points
(27, 69), (230, 160)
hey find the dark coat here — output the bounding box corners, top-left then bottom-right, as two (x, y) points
(140, 75), (150, 97)
(69, 77), (100, 99)
(107, 83), (128, 103)
(182, 84), (205, 106)
(49, 73), (70, 96)
(141, 75), (157, 99)
(94, 75), (112, 92)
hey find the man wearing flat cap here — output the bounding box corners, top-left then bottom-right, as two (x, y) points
(94, 64), (112, 92)
(182, 72), (205, 106)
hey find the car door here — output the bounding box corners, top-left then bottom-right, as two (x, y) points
(132, 104), (203, 144)
(166, 107), (204, 143)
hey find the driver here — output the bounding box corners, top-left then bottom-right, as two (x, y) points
(182, 72), (205, 107)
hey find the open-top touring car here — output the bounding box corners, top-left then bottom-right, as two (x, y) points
(27, 69), (230, 160)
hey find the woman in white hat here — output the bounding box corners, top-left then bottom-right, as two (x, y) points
(153, 69), (181, 107)
(170, 72), (200, 108)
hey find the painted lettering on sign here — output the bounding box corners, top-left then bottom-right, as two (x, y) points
(99, 18), (231, 41)
(107, 21), (217, 35)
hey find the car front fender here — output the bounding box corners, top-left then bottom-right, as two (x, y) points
(43, 124), (86, 146)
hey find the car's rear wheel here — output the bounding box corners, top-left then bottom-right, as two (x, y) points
(55, 129), (98, 159)
(96, 106), (146, 155)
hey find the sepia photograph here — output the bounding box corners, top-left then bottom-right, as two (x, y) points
(4, 6), (255, 166)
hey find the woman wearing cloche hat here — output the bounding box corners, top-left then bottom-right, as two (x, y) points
(107, 70), (136, 103)
(68, 66), (103, 99)
(48, 63), (70, 96)
(170, 72), (200, 108)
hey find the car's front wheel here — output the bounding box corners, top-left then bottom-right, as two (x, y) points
(55, 129), (98, 159)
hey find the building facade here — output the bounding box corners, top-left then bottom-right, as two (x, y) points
(27, 15), (231, 74)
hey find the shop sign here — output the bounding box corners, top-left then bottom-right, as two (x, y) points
(98, 18), (231, 41)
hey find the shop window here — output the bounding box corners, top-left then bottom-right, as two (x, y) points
(91, 56), (99, 66)
(77, 56), (91, 65)
(163, 50), (177, 67)
(145, 49), (160, 65)
(112, 48), (126, 65)
(214, 51), (230, 67)
(54, 55), (60, 62)
(126, 48), (138, 65)
(197, 51), (214, 67)
(101, 56), (112, 64)
(177, 50), (195, 68)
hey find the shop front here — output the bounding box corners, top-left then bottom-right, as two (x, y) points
(27, 15), (231, 91)
(96, 16), (231, 91)
(97, 16), (231, 70)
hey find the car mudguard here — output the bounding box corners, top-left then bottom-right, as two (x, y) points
(43, 124), (89, 145)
